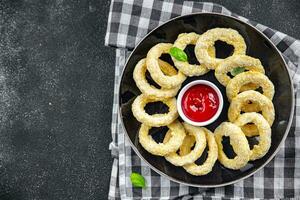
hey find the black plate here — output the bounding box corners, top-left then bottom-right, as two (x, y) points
(118, 13), (294, 187)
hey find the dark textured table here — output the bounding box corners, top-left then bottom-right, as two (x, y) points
(0, 0), (299, 199)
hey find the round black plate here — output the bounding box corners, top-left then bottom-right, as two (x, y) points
(118, 13), (294, 187)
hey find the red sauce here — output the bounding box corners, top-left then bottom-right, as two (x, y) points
(181, 84), (219, 122)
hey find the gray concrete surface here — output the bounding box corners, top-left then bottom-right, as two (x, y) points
(0, 0), (298, 199)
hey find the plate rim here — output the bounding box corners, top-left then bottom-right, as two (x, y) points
(117, 12), (295, 188)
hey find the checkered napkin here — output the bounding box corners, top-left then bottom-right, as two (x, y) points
(105, 1), (300, 199)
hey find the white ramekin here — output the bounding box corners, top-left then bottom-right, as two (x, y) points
(177, 80), (223, 126)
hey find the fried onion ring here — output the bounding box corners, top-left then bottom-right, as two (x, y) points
(146, 43), (186, 89)
(180, 128), (218, 176)
(239, 83), (260, 92)
(226, 71), (275, 102)
(131, 94), (178, 127)
(177, 135), (195, 155)
(241, 125), (258, 137)
(195, 28), (247, 69)
(215, 55), (265, 87)
(214, 122), (250, 170)
(164, 123), (206, 166)
(139, 120), (186, 156)
(234, 113), (271, 160)
(133, 59), (180, 99)
(228, 90), (275, 137)
(241, 101), (261, 113)
(172, 32), (212, 76)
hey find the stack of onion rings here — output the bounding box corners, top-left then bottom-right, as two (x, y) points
(146, 43), (186, 89)
(171, 32), (212, 76)
(180, 128), (218, 176)
(215, 55), (265, 89)
(163, 124), (218, 175)
(234, 113), (271, 160)
(139, 120), (186, 156)
(133, 59), (181, 99)
(228, 90), (275, 136)
(164, 123), (207, 166)
(226, 71), (275, 102)
(130, 28), (275, 174)
(214, 122), (250, 170)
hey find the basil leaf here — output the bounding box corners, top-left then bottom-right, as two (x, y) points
(130, 172), (146, 188)
(230, 67), (245, 76)
(169, 47), (188, 62)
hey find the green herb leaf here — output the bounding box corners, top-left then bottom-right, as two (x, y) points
(230, 67), (245, 76)
(169, 47), (188, 62)
(130, 172), (146, 188)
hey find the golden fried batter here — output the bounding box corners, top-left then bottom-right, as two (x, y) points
(132, 94), (178, 127)
(226, 71), (274, 102)
(214, 122), (250, 170)
(180, 128), (218, 176)
(215, 55), (265, 87)
(164, 123), (207, 166)
(146, 43), (186, 89)
(139, 121), (186, 156)
(133, 59), (180, 99)
(228, 90), (275, 137)
(234, 113), (271, 160)
(195, 28), (246, 69)
(172, 32), (211, 76)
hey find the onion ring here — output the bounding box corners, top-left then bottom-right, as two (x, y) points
(146, 43), (186, 89)
(228, 90), (275, 137)
(214, 122), (250, 170)
(131, 94), (178, 127)
(241, 101), (261, 113)
(215, 55), (265, 88)
(164, 123), (207, 166)
(195, 28), (247, 69)
(177, 135), (195, 156)
(180, 128), (218, 176)
(172, 32), (212, 76)
(133, 58), (181, 99)
(241, 125), (258, 137)
(234, 113), (271, 160)
(226, 71), (275, 102)
(239, 83), (260, 92)
(139, 120), (186, 156)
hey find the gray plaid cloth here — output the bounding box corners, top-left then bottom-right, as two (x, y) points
(105, 1), (300, 199)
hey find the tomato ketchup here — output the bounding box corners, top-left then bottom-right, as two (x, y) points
(181, 84), (219, 122)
